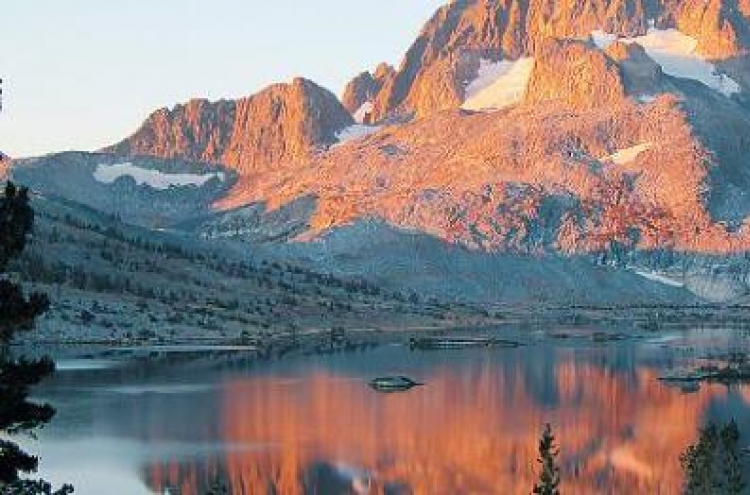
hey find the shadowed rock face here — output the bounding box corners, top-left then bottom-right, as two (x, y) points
(105, 78), (353, 174)
(357, 0), (750, 122)
(605, 42), (664, 95)
(8, 152), (237, 229)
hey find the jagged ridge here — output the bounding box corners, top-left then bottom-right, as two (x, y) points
(353, 0), (750, 121)
(105, 78), (353, 174)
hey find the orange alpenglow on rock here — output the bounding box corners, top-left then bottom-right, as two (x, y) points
(524, 39), (627, 109)
(91, 0), (750, 261)
(350, 0), (750, 122)
(5, 0), (750, 307)
(105, 78), (354, 174)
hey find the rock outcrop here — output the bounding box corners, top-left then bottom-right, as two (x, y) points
(525, 39), (627, 109)
(105, 99), (237, 165)
(341, 63), (395, 117)
(399, 52), (480, 119)
(661, 0), (750, 59)
(106, 78), (353, 174)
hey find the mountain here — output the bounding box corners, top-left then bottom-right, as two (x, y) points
(10, 0), (750, 305)
(105, 78), (353, 174)
(168, 30), (750, 256)
(354, 0), (750, 122)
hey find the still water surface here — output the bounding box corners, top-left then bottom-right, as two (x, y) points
(24, 327), (750, 494)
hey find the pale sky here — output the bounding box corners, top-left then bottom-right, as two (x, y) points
(0, 1), (445, 158)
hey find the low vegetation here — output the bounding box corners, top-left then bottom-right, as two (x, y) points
(6, 195), (492, 344)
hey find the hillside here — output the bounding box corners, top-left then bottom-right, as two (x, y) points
(8, 195), (491, 343)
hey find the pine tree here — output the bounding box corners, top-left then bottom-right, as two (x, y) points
(681, 420), (746, 495)
(532, 423), (561, 495)
(681, 423), (720, 494)
(0, 182), (72, 494)
(720, 421), (746, 495)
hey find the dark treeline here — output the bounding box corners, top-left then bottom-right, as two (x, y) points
(0, 183), (72, 494)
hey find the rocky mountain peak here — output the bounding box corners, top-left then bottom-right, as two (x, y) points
(107, 98), (237, 164)
(354, 0), (750, 122)
(374, 63), (395, 80)
(106, 78), (353, 174)
(90, 0), (750, 261)
(341, 65), (395, 119)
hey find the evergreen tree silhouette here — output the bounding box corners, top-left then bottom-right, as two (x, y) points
(0, 182), (72, 494)
(532, 423), (561, 495)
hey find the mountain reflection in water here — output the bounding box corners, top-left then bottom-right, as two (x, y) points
(31, 331), (750, 494)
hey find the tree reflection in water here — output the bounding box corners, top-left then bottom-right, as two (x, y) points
(142, 349), (750, 495)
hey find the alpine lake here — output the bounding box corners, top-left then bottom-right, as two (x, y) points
(16, 323), (750, 494)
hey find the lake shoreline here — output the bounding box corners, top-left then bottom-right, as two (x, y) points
(22, 320), (750, 495)
(13, 302), (750, 349)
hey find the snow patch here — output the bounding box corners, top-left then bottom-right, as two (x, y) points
(353, 102), (374, 124)
(591, 28), (741, 97)
(462, 58), (535, 112)
(590, 30), (618, 49)
(602, 142), (653, 165)
(633, 269), (684, 288)
(93, 163), (225, 190)
(335, 124), (382, 145)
